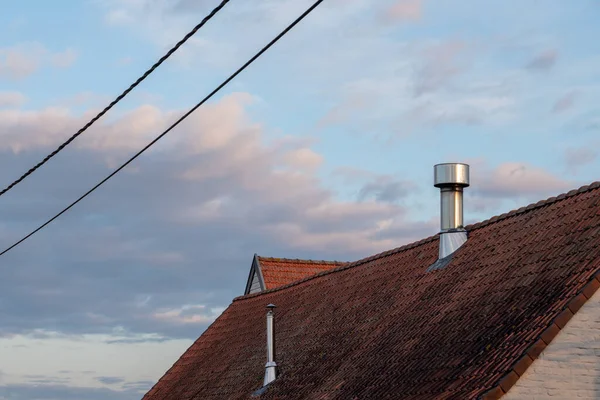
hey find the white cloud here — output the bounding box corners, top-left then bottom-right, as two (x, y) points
(0, 42), (78, 80)
(51, 48), (78, 68)
(153, 304), (225, 325)
(0, 91), (26, 108)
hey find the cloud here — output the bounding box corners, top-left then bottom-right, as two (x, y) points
(0, 91), (26, 108)
(564, 147), (597, 173)
(357, 177), (415, 203)
(526, 49), (558, 71)
(0, 107), (89, 153)
(471, 162), (574, 200)
(152, 305), (225, 325)
(0, 332), (190, 395)
(0, 383), (143, 400)
(0, 42), (77, 80)
(584, 119), (600, 131)
(464, 193), (504, 214)
(408, 94), (515, 127)
(381, 0), (422, 23)
(51, 48), (78, 68)
(116, 56), (134, 66)
(551, 90), (577, 114)
(0, 43), (43, 80)
(414, 41), (467, 96)
(95, 376), (125, 385)
(281, 148), (324, 171)
(317, 94), (369, 129)
(335, 167), (417, 199)
(0, 92), (434, 344)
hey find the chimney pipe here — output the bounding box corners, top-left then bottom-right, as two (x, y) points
(263, 304), (277, 386)
(434, 163), (470, 259)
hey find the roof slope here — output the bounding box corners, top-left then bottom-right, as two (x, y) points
(143, 182), (600, 400)
(258, 257), (349, 290)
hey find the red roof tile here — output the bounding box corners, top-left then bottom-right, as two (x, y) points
(143, 181), (600, 400)
(258, 257), (349, 290)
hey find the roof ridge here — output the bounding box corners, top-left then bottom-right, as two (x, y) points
(257, 256), (350, 265)
(466, 180), (600, 231)
(234, 180), (600, 303)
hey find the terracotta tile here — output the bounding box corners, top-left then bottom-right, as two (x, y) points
(498, 371), (519, 393)
(526, 339), (547, 360)
(258, 257), (349, 290)
(582, 277), (600, 299)
(568, 293), (588, 314)
(553, 308), (574, 329)
(540, 323), (561, 345)
(481, 386), (505, 400)
(512, 354), (533, 377)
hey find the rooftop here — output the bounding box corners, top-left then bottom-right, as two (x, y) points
(144, 181), (600, 400)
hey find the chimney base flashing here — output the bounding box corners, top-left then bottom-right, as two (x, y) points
(439, 230), (468, 259)
(263, 363), (277, 386)
(427, 253), (454, 272)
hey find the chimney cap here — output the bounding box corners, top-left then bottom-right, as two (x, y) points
(434, 163), (470, 188)
(266, 304), (277, 310)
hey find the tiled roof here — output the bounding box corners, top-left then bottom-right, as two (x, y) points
(143, 181), (600, 400)
(258, 257), (349, 290)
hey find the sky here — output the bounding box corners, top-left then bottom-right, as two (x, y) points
(0, 0), (599, 398)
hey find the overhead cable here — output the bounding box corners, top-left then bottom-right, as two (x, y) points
(0, 0), (231, 198)
(0, 0), (324, 257)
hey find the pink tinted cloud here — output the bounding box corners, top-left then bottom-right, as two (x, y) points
(551, 91), (577, 114)
(0, 91), (26, 108)
(381, 0), (422, 23)
(0, 43), (77, 80)
(472, 162), (574, 199)
(526, 49), (558, 71)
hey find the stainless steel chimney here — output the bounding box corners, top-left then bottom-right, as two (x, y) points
(263, 304), (277, 386)
(434, 163), (470, 259)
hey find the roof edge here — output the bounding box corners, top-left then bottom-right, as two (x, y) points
(479, 260), (600, 399)
(141, 301), (236, 399)
(234, 180), (600, 303)
(257, 256), (350, 266)
(466, 180), (600, 231)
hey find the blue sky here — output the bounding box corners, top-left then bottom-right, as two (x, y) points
(1, 0), (599, 398)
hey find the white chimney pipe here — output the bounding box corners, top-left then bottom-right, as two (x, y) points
(263, 304), (277, 386)
(434, 163), (470, 259)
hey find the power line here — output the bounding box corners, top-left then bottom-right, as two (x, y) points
(0, 0), (324, 258)
(0, 0), (230, 198)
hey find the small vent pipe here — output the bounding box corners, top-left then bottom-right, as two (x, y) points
(263, 304), (277, 386)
